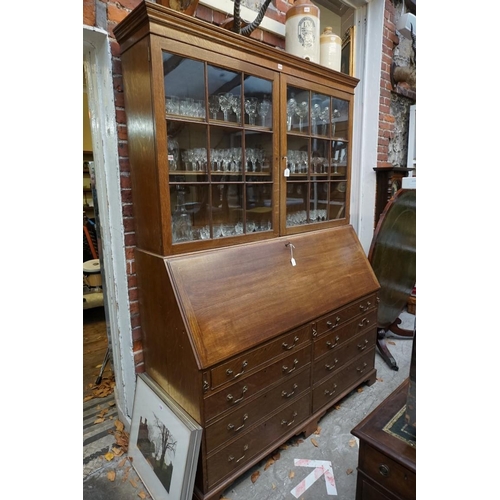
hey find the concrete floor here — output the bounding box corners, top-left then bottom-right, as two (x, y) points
(83, 310), (415, 500)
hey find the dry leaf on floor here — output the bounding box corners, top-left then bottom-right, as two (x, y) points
(109, 401), (116, 407)
(311, 438), (319, 447)
(94, 417), (105, 424)
(335, 404), (341, 410)
(314, 426), (321, 435)
(138, 491), (146, 499)
(349, 438), (356, 447)
(346, 468), (353, 475)
(357, 387), (364, 393)
(113, 447), (124, 456)
(83, 395), (93, 402)
(251, 471), (260, 483)
(130, 478), (138, 488)
(272, 452), (281, 461)
(264, 458), (275, 471)
(104, 451), (115, 461)
(107, 471), (116, 481)
(376, 377), (384, 382)
(272, 483), (276, 489)
(119, 457), (127, 467)
(387, 340), (396, 345)
(289, 470), (295, 479)
(115, 420), (125, 432)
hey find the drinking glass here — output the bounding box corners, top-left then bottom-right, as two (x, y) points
(331, 108), (340, 136)
(320, 106), (330, 135)
(286, 94), (297, 131)
(244, 97), (258, 126)
(311, 103), (322, 134)
(218, 92), (233, 121)
(209, 95), (220, 119)
(180, 97), (194, 117)
(166, 95), (180, 115)
(231, 94), (242, 124)
(258, 95), (271, 126)
(295, 101), (309, 132)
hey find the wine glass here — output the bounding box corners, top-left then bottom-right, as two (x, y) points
(320, 106), (330, 135)
(311, 103), (322, 134)
(209, 95), (220, 119)
(230, 94), (242, 124)
(258, 95), (271, 127)
(295, 101), (309, 133)
(331, 108), (341, 136)
(218, 92), (233, 121)
(286, 93), (297, 131)
(244, 97), (258, 126)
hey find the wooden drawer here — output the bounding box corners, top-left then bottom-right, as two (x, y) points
(206, 393), (310, 488)
(358, 443), (416, 500)
(313, 328), (377, 384)
(313, 293), (378, 337)
(356, 473), (395, 500)
(205, 368), (311, 453)
(209, 324), (311, 390)
(205, 346), (311, 422)
(314, 309), (377, 359)
(312, 348), (375, 413)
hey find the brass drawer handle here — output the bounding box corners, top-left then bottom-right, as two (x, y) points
(324, 384), (337, 397)
(228, 444), (248, 463)
(326, 317), (340, 329)
(282, 359), (299, 373)
(312, 327), (317, 337)
(379, 464), (390, 477)
(359, 301), (371, 312)
(325, 358), (338, 371)
(357, 362), (368, 374)
(227, 413), (248, 432)
(226, 360), (248, 378)
(357, 339), (369, 351)
(282, 336), (299, 350)
(326, 336), (340, 349)
(226, 385), (248, 404)
(281, 410), (298, 427)
(358, 317), (370, 327)
(282, 383), (298, 398)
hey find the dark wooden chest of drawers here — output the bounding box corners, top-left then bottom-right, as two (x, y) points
(351, 379), (416, 500)
(135, 226), (380, 499)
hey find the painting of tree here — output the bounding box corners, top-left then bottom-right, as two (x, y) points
(136, 412), (178, 493)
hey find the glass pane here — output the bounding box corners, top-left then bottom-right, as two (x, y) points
(243, 75), (273, 128)
(287, 86), (309, 134)
(311, 93), (330, 136)
(210, 126), (243, 178)
(207, 65), (242, 124)
(330, 140), (348, 179)
(328, 181), (347, 220)
(286, 182), (307, 227)
(170, 185), (210, 243)
(244, 131), (273, 180)
(163, 53), (205, 115)
(309, 182), (328, 223)
(246, 184), (273, 233)
(332, 97), (349, 139)
(311, 138), (329, 178)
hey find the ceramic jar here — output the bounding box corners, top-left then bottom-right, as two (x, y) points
(320, 27), (342, 71)
(285, 0), (320, 63)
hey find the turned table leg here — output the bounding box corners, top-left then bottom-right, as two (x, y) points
(376, 329), (399, 371)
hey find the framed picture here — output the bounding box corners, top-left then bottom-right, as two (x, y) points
(341, 26), (355, 76)
(129, 373), (202, 500)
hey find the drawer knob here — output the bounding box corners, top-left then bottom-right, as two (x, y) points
(326, 317), (340, 329)
(357, 339), (369, 351)
(228, 444), (248, 463)
(358, 317), (370, 327)
(281, 410), (298, 427)
(357, 362), (368, 374)
(324, 383), (337, 397)
(227, 385), (248, 404)
(282, 336), (299, 350)
(325, 358), (338, 371)
(359, 301), (371, 312)
(379, 464), (390, 477)
(282, 383), (298, 398)
(282, 358), (299, 374)
(326, 336), (340, 349)
(226, 360), (248, 378)
(227, 413), (248, 432)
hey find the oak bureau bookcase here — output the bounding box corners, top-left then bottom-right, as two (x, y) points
(114, 3), (380, 499)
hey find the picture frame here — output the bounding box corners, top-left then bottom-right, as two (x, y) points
(341, 26), (355, 76)
(129, 373), (202, 500)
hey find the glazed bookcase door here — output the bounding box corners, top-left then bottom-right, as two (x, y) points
(280, 76), (353, 235)
(158, 45), (280, 252)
